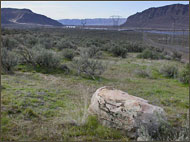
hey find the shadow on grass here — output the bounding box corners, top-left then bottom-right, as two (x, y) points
(15, 64), (70, 75)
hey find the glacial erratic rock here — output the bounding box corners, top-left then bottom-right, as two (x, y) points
(88, 86), (166, 138)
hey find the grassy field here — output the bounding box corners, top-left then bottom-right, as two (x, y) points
(1, 28), (189, 141)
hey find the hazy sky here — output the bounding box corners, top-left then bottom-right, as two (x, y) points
(1, 1), (189, 20)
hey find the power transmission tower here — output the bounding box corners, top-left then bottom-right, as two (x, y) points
(81, 19), (87, 28)
(110, 15), (121, 30)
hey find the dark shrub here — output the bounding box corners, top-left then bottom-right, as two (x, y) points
(124, 42), (144, 53)
(137, 49), (155, 59)
(1, 48), (18, 73)
(110, 45), (127, 58)
(137, 49), (164, 60)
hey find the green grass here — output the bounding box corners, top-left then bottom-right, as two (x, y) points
(2, 28), (189, 141)
(63, 116), (124, 140)
(1, 52), (189, 141)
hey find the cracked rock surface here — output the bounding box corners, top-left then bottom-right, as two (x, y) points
(88, 86), (166, 138)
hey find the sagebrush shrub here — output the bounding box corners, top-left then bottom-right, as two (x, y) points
(1, 48), (18, 73)
(124, 42), (144, 52)
(137, 49), (165, 60)
(110, 45), (127, 58)
(171, 50), (182, 61)
(179, 64), (190, 84)
(38, 38), (54, 49)
(137, 119), (189, 141)
(73, 56), (106, 79)
(86, 39), (107, 47)
(2, 36), (18, 50)
(33, 48), (60, 68)
(26, 35), (38, 46)
(86, 45), (102, 59)
(62, 49), (75, 61)
(159, 64), (178, 78)
(17, 46), (36, 65)
(56, 39), (76, 50)
(101, 42), (115, 52)
(58, 64), (70, 74)
(18, 46), (60, 69)
(135, 68), (152, 78)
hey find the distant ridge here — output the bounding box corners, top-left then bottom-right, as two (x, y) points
(58, 18), (127, 26)
(122, 4), (189, 29)
(1, 8), (63, 27)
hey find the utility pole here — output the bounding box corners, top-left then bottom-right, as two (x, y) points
(142, 29), (144, 45)
(171, 16), (176, 45)
(182, 28), (185, 48)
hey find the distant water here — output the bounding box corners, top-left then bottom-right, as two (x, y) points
(145, 30), (189, 36)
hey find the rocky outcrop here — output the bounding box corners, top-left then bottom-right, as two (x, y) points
(88, 86), (166, 138)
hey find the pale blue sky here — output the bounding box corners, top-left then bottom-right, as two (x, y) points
(1, 1), (189, 20)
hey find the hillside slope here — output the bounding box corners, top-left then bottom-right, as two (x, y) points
(1, 8), (63, 27)
(122, 4), (189, 29)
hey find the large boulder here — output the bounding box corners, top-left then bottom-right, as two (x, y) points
(88, 86), (166, 138)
